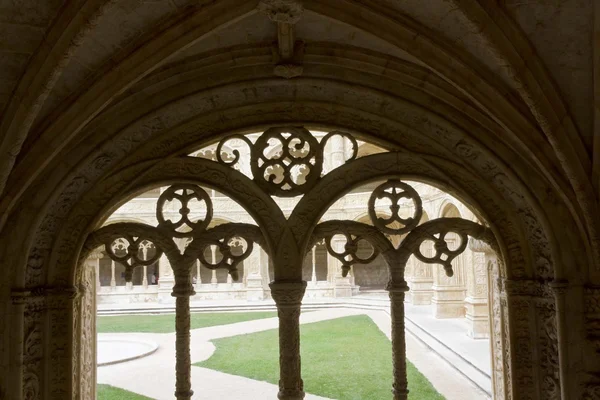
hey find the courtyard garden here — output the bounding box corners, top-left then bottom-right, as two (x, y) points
(97, 311), (278, 333)
(97, 312), (444, 399)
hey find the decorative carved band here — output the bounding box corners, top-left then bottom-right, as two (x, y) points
(269, 281), (307, 307)
(11, 286), (79, 307)
(585, 286), (600, 315)
(502, 279), (555, 299)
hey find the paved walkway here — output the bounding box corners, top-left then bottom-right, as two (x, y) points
(98, 307), (489, 399)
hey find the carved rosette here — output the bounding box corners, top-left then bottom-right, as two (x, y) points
(270, 281), (307, 400)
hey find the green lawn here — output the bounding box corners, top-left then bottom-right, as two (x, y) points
(98, 384), (153, 400)
(97, 311), (278, 333)
(196, 315), (445, 400)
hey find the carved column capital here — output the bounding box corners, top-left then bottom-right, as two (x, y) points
(86, 248), (104, 260)
(11, 286), (79, 308)
(269, 281), (307, 307)
(503, 278), (554, 299)
(468, 238), (494, 254)
(258, 0), (304, 24)
(549, 280), (568, 295)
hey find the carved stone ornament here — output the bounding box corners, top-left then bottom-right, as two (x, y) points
(308, 179), (496, 400)
(368, 180), (423, 235)
(274, 63), (303, 79)
(80, 127), (505, 400)
(216, 127), (357, 197)
(258, 0), (304, 24)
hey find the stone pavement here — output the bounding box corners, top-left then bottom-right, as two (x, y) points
(98, 307), (489, 399)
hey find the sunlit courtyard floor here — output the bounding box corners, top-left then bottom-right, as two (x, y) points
(97, 308), (489, 400)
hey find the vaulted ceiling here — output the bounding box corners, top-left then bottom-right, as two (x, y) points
(0, 0), (598, 280)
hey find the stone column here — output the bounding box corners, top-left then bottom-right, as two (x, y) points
(110, 260), (116, 289)
(388, 282), (410, 400)
(330, 134), (346, 169)
(211, 246), (218, 285)
(158, 253), (176, 303)
(431, 234), (466, 318)
(142, 265), (148, 289)
(270, 281), (307, 400)
(95, 253), (101, 290)
(407, 239), (434, 305)
(465, 239), (491, 338)
(172, 273), (195, 400)
(311, 247), (317, 284)
(246, 246), (265, 300)
(81, 250), (101, 400)
(196, 259), (202, 287)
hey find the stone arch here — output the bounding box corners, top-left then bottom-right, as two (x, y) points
(3, 125), (579, 400)
(439, 201), (462, 219)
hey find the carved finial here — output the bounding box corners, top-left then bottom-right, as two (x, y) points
(258, 0), (304, 24)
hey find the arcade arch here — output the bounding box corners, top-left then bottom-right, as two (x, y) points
(77, 127), (518, 400)
(0, 2), (596, 400)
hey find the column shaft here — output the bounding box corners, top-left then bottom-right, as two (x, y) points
(110, 260), (116, 288)
(389, 286), (409, 400)
(174, 296), (193, 400)
(270, 281), (307, 400)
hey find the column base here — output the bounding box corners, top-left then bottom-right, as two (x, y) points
(333, 276), (353, 298)
(432, 286), (466, 318)
(158, 279), (175, 303)
(465, 297), (489, 338)
(408, 279), (434, 305)
(278, 389), (305, 400)
(246, 275), (265, 301)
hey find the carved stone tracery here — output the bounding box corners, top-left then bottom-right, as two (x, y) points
(10, 125), (565, 400)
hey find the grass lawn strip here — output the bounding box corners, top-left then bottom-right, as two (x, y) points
(196, 314), (445, 400)
(97, 384), (153, 400)
(97, 311), (278, 333)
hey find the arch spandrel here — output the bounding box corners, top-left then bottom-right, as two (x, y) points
(289, 151), (518, 278)
(49, 157), (287, 285)
(13, 96), (574, 291)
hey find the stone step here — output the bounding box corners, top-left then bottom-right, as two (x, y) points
(403, 315), (492, 398)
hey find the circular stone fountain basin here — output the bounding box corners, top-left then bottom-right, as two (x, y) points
(97, 335), (159, 366)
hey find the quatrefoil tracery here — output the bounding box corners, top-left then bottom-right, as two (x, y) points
(325, 233), (379, 277)
(413, 230), (468, 277)
(197, 236), (253, 281)
(215, 127), (358, 197)
(157, 184), (213, 238)
(98, 184), (262, 283)
(368, 179), (422, 235)
(105, 236), (163, 281)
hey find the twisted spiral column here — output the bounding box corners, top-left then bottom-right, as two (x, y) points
(172, 279), (196, 400)
(388, 282), (410, 400)
(270, 281), (307, 400)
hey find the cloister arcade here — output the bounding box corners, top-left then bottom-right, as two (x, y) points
(1, 1), (598, 400)
(94, 141), (490, 342)
(84, 127), (499, 400)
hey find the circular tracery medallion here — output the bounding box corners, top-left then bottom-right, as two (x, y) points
(251, 126), (322, 197)
(368, 180), (423, 235)
(156, 184), (213, 237)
